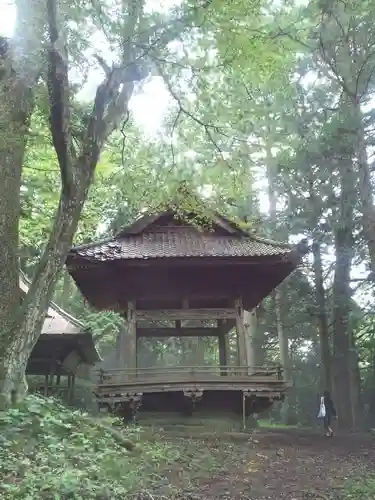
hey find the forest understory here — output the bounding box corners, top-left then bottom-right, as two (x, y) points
(2, 396), (374, 500)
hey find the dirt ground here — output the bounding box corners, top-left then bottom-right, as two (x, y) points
(136, 428), (375, 500)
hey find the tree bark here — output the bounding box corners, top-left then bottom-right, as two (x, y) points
(318, 4), (375, 277)
(311, 241), (332, 392)
(0, 191), (88, 407)
(332, 226), (353, 429)
(349, 334), (364, 430)
(331, 155), (360, 430)
(61, 269), (73, 308)
(0, 0), (45, 407)
(352, 101), (375, 276)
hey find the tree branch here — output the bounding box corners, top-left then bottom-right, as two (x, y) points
(156, 63), (232, 165)
(46, 0), (74, 196)
(83, 0), (215, 171)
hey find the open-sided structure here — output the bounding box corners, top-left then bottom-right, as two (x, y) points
(21, 274), (101, 401)
(66, 197), (308, 421)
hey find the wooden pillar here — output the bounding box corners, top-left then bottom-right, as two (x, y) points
(243, 309), (257, 370)
(68, 374), (75, 404)
(115, 327), (124, 366)
(44, 374), (49, 396)
(235, 298), (247, 369)
(225, 332), (231, 366)
(127, 300), (137, 371)
(218, 319), (228, 375)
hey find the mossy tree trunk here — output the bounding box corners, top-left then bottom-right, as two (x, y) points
(0, 0), (46, 407)
(0, 0), (137, 409)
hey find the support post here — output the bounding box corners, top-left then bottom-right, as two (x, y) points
(225, 332), (231, 367)
(235, 298), (247, 371)
(127, 300), (137, 372)
(117, 325), (127, 367)
(243, 309), (257, 372)
(67, 374), (71, 401)
(48, 374), (54, 396)
(69, 374), (75, 404)
(44, 374), (49, 396)
(56, 371), (61, 399)
(242, 391), (246, 430)
(218, 319), (228, 375)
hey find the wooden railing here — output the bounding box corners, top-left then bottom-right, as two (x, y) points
(96, 365), (283, 385)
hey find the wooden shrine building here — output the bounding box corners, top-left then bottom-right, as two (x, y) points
(66, 195), (308, 421)
(21, 274), (101, 402)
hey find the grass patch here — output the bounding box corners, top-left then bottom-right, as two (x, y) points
(342, 476), (375, 500)
(257, 419), (299, 429)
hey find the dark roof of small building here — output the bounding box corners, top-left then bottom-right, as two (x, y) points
(20, 273), (101, 364)
(68, 208), (303, 264)
(20, 273), (84, 335)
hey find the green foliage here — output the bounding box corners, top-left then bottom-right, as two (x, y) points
(83, 310), (123, 351)
(0, 395), (180, 499)
(343, 475), (375, 500)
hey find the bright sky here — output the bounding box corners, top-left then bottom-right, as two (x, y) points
(0, 0), (173, 135)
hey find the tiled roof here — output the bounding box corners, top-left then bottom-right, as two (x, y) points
(20, 274), (83, 335)
(71, 229), (291, 262)
(20, 273), (102, 364)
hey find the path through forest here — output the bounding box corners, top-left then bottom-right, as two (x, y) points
(137, 429), (375, 499)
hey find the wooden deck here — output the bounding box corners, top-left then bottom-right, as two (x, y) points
(94, 365), (290, 406)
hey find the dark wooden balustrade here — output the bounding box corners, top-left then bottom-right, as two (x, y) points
(96, 365), (284, 388)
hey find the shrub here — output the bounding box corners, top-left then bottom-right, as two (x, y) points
(0, 395), (180, 499)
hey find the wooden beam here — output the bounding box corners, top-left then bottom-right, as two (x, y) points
(137, 327), (220, 338)
(135, 308), (237, 321)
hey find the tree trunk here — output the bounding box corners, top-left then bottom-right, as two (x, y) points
(367, 349), (375, 426)
(311, 241), (332, 392)
(352, 101), (375, 276)
(0, 0), (45, 408)
(350, 336), (364, 430)
(0, 190), (90, 407)
(189, 337), (205, 366)
(332, 226), (353, 429)
(274, 289), (290, 423)
(61, 269), (73, 308)
(331, 156), (360, 430)
(265, 136), (290, 424)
